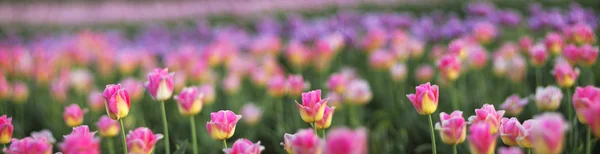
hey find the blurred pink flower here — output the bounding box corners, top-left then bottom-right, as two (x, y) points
(544, 32), (564, 55)
(344, 79), (372, 105)
(199, 84), (216, 105)
(498, 147), (523, 154)
(472, 22), (497, 44)
(240, 103), (262, 126)
(369, 49), (395, 70)
(174, 87), (203, 116)
(11, 81), (28, 103)
(531, 113), (568, 154)
(206, 110), (242, 140)
(145, 68), (175, 101)
(223, 74), (241, 95)
(534, 86), (563, 111)
(286, 75), (306, 97)
(468, 104), (505, 134)
(390, 63), (407, 82)
(0, 115), (13, 144)
(282, 129), (321, 154)
(286, 41), (311, 69)
(267, 74), (287, 97)
(573, 86), (600, 124)
(63, 104), (86, 127)
(517, 119), (534, 148)
(415, 64), (435, 83)
(499, 118), (521, 146)
(562, 44), (579, 65)
(87, 90), (105, 112)
(69, 69), (94, 94)
(59, 125), (101, 154)
(435, 111), (466, 145)
(406, 82), (439, 115)
(0, 73), (11, 100)
(500, 94), (528, 116)
(466, 45), (488, 70)
(564, 22), (595, 45)
(30, 129), (56, 144)
(102, 84), (130, 120)
(224, 138), (264, 154)
(324, 127), (367, 154)
(121, 78), (144, 103)
(552, 61), (579, 88)
(296, 90), (329, 123)
(437, 55), (461, 81)
(528, 44), (548, 67)
(327, 73), (349, 94)
(579, 44), (598, 66)
(468, 123), (497, 154)
(361, 27), (386, 53)
(507, 56), (527, 83)
(127, 127), (164, 154)
(96, 115), (120, 137)
(519, 36), (533, 53)
(3, 137), (52, 154)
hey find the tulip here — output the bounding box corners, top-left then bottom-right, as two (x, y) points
(3, 137), (52, 154)
(63, 104), (86, 127)
(360, 27), (386, 53)
(286, 75), (305, 97)
(500, 95), (528, 116)
(528, 44), (548, 67)
(316, 106), (335, 130)
(206, 110), (242, 142)
(126, 127), (163, 154)
(11, 81), (28, 104)
(102, 84), (130, 120)
(581, 103), (600, 137)
(145, 68), (175, 101)
(534, 86), (563, 111)
(344, 79), (372, 105)
(564, 22), (595, 45)
(326, 92), (343, 108)
(579, 45), (598, 66)
(88, 90), (105, 112)
(31, 129), (56, 144)
(286, 40), (311, 70)
(466, 45), (488, 70)
(435, 111), (466, 145)
(545, 32), (564, 55)
(519, 36), (533, 53)
(267, 74), (286, 97)
(121, 78), (144, 103)
(390, 63), (407, 82)
(472, 21), (497, 44)
(199, 84), (216, 105)
(59, 125), (101, 154)
(97, 115), (120, 137)
(240, 103), (262, 126)
(573, 86), (600, 124)
(224, 139), (264, 154)
(296, 90), (329, 123)
(324, 127), (368, 154)
(406, 82), (439, 115)
(562, 44), (579, 65)
(448, 38), (470, 59)
(437, 55), (461, 81)
(175, 87), (203, 116)
(223, 74), (241, 95)
(552, 61), (579, 88)
(531, 113), (568, 154)
(498, 147), (523, 154)
(282, 129), (321, 154)
(468, 123), (497, 154)
(517, 119), (534, 148)
(468, 104), (505, 134)
(173, 72), (186, 93)
(327, 73), (349, 94)
(499, 118), (521, 146)
(0, 115), (13, 144)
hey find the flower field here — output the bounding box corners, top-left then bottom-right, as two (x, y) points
(0, 1), (599, 154)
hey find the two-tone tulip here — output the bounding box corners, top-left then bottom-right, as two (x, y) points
(573, 86), (600, 124)
(127, 127), (163, 154)
(63, 104), (86, 127)
(435, 111), (466, 145)
(534, 86), (563, 111)
(499, 118), (521, 146)
(174, 87), (203, 116)
(0, 115), (13, 144)
(145, 68), (175, 101)
(500, 95), (528, 116)
(516, 119), (534, 148)
(102, 84), (130, 120)
(468, 104), (505, 134)
(96, 115), (120, 137)
(552, 61), (579, 88)
(344, 79), (372, 105)
(531, 113), (568, 154)
(59, 126), (101, 154)
(296, 90), (329, 123)
(206, 110), (242, 140)
(468, 123), (497, 154)
(437, 55), (461, 81)
(282, 129), (321, 154)
(316, 106), (335, 130)
(240, 103), (262, 126)
(224, 139), (264, 154)
(324, 127), (367, 154)
(544, 32), (564, 55)
(3, 137), (52, 154)
(406, 82), (439, 115)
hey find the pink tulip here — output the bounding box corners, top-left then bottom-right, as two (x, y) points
(437, 55), (461, 81)
(0, 115), (13, 144)
(517, 119), (534, 148)
(316, 106), (335, 130)
(468, 123), (497, 154)
(267, 74), (286, 97)
(531, 113), (568, 154)
(199, 84), (216, 105)
(498, 147), (523, 154)
(223, 74), (241, 95)
(361, 27), (386, 53)
(206, 110), (242, 140)
(581, 103), (600, 138)
(102, 84), (130, 120)
(466, 45), (488, 70)
(174, 87), (203, 116)
(552, 61), (579, 88)
(286, 41), (311, 69)
(96, 115), (120, 137)
(31, 129), (56, 144)
(145, 68), (175, 101)
(249, 34), (281, 56)
(63, 104), (86, 127)
(579, 44), (598, 66)
(390, 63), (407, 82)
(472, 22), (497, 44)
(448, 38), (470, 58)
(573, 86), (600, 124)
(468, 104), (505, 133)
(344, 79), (372, 105)
(240, 103), (262, 126)
(296, 90), (329, 123)
(407, 82), (439, 115)
(59, 125), (101, 154)
(415, 65), (434, 82)
(224, 138), (264, 154)
(121, 78), (144, 103)
(286, 75), (305, 97)
(325, 127), (367, 154)
(500, 94), (528, 116)
(126, 127), (163, 154)
(3, 137), (52, 154)
(528, 44), (548, 67)
(564, 22), (595, 45)
(327, 73), (349, 94)
(87, 91), (105, 112)
(534, 86), (563, 111)
(562, 44), (579, 65)
(282, 129), (321, 154)
(117, 51), (140, 75)
(499, 118), (521, 146)
(545, 32), (564, 55)
(316, 33), (345, 54)
(519, 36), (533, 53)
(369, 49), (395, 70)
(11, 81), (28, 103)
(435, 111), (466, 145)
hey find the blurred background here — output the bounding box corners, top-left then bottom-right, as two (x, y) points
(0, 0), (599, 153)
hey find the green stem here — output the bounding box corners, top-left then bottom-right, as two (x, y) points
(528, 148), (531, 154)
(313, 122), (317, 134)
(322, 129), (326, 139)
(190, 116), (198, 154)
(160, 101), (171, 154)
(566, 87), (574, 150)
(450, 82), (459, 110)
(453, 145), (457, 154)
(223, 139), (228, 149)
(119, 119), (128, 154)
(107, 137), (116, 154)
(589, 67), (595, 85)
(428, 114), (437, 154)
(536, 67), (542, 87)
(587, 127), (592, 154)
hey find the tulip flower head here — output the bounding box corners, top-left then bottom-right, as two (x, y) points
(324, 127), (367, 154)
(573, 86), (600, 124)
(562, 44), (579, 65)
(516, 119), (534, 148)
(96, 115), (120, 137)
(296, 90), (329, 123)
(63, 104), (86, 127)
(472, 21), (498, 44)
(406, 82), (439, 115)
(206, 110), (242, 140)
(102, 84), (131, 120)
(519, 36), (533, 53)
(224, 138), (265, 154)
(344, 79), (372, 105)
(579, 44), (598, 66)
(240, 103), (263, 126)
(316, 106), (335, 130)
(174, 87), (204, 116)
(145, 68), (175, 101)
(282, 129), (321, 154)
(127, 127), (164, 154)
(0, 115), (13, 144)
(544, 32), (564, 55)
(534, 86), (563, 111)
(59, 125), (101, 154)
(466, 45), (488, 70)
(3, 137), (52, 154)
(565, 22), (596, 45)
(437, 55), (461, 81)
(499, 118), (521, 146)
(435, 111), (466, 145)
(528, 44), (548, 67)
(286, 41), (311, 69)
(500, 95), (528, 116)
(468, 104), (505, 133)
(369, 49), (395, 70)
(531, 113), (568, 154)
(468, 123), (497, 154)
(327, 73), (349, 94)
(498, 146), (523, 154)
(551, 61), (579, 88)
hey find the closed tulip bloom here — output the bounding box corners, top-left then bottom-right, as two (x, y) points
(240, 103), (262, 126)
(282, 129), (321, 154)
(296, 90), (329, 123)
(438, 55), (461, 81)
(286, 75), (305, 97)
(369, 50), (395, 70)
(534, 86), (563, 111)
(59, 126), (101, 154)
(562, 44), (579, 65)
(3, 137), (52, 154)
(552, 61), (580, 88)
(102, 84), (131, 120)
(97, 115), (120, 137)
(206, 110), (242, 140)
(121, 78), (144, 103)
(579, 44), (598, 66)
(325, 127), (368, 154)
(435, 111), (466, 145)
(199, 84), (216, 105)
(528, 44), (548, 67)
(268, 74), (286, 97)
(565, 22), (595, 45)
(499, 118), (521, 146)
(531, 113), (568, 154)
(344, 79), (372, 105)
(406, 82), (439, 115)
(545, 32), (564, 55)
(415, 65), (434, 82)
(327, 73), (349, 94)
(11, 81), (28, 103)
(63, 104), (86, 127)
(174, 87), (203, 116)
(316, 106), (335, 130)
(468, 104), (506, 134)
(390, 63), (407, 82)
(0, 115), (13, 144)
(498, 147), (523, 154)
(127, 127), (164, 154)
(573, 86), (600, 124)
(468, 123), (497, 154)
(224, 139), (265, 154)
(145, 68), (175, 101)
(500, 95), (528, 116)
(516, 119), (534, 148)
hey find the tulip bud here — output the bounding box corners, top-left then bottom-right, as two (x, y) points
(0, 115), (13, 144)
(579, 45), (598, 66)
(102, 84), (131, 120)
(224, 138), (265, 154)
(500, 95), (528, 116)
(468, 123), (497, 154)
(534, 86), (563, 111)
(145, 68), (175, 101)
(127, 127), (163, 154)
(63, 104), (86, 127)
(528, 44), (548, 67)
(531, 113), (568, 154)
(552, 61), (579, 88)
(96, 115), (120, 137)
(296, 90), (329, 123)
(407, 82), (439, 115)
(468, 104), (505, 134)
(327, 73), (349, 94)
(206, 110), (242, 140)
(435, 111), (466, 145)
(174, 87), (203, 116)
